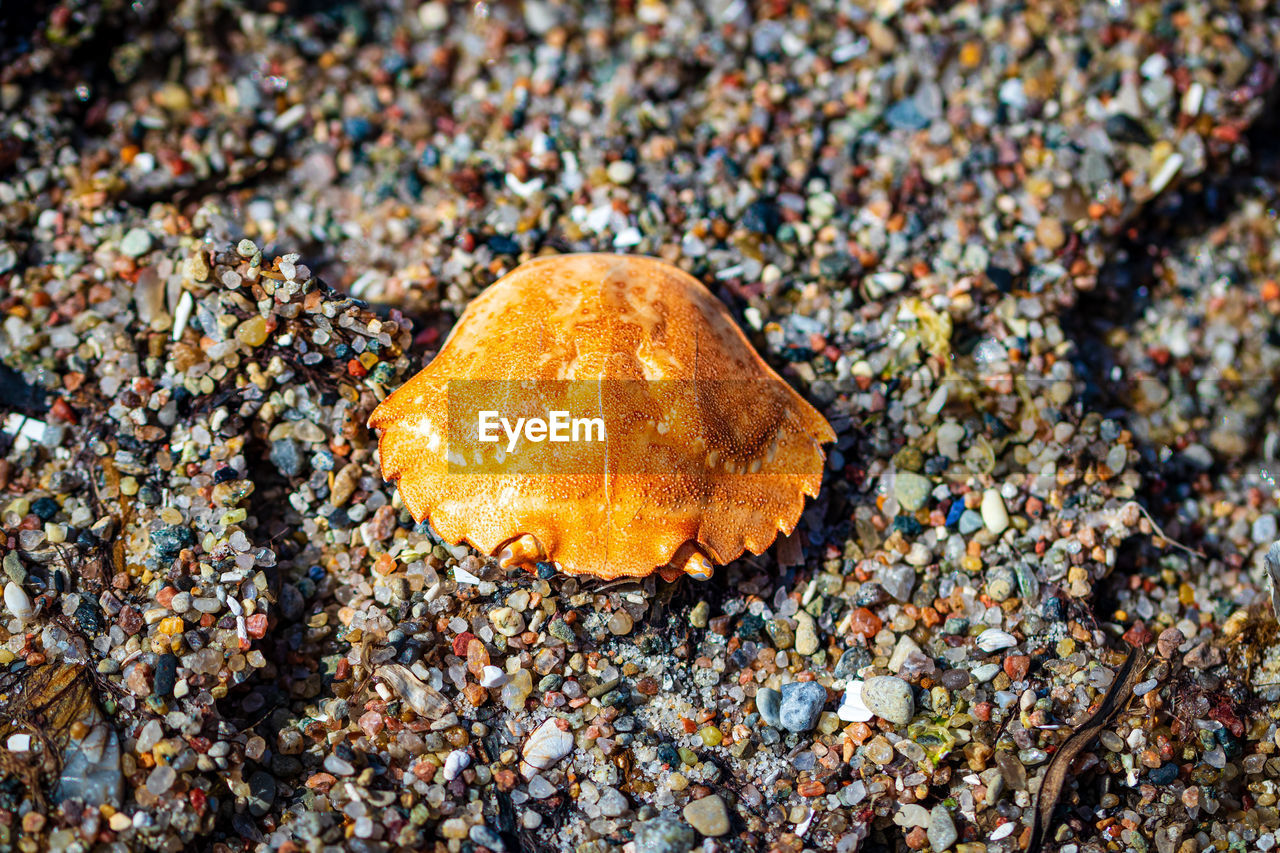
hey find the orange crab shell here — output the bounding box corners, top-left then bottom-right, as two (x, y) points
(368, 253), (836, 580)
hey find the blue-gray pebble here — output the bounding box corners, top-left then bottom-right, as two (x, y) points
(756, 687), (781, 728)
(778, 681), (827, 732)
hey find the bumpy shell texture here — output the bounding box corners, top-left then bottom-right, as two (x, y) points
(368, 253), (835, 579)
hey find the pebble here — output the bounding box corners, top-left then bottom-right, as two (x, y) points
(894, 471), (932, 512)
(119, 228), (153, 258)
(794, 611), (819, 656)
(980, 489), (1010, 535)
(682, 794), (730, 837)
(860, 676), (914, 725)
(928, 806), (958, 852)
(634, 814), (697, 853)
(756, 687), (782, 728)
(778, 681), (827, 732)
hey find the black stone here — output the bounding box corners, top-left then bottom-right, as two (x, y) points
(154, 653), (178, 696)
(1105, 113), (1152, 145)
(742, 199), (781, 235)
(30, 497), (59, 521)
(487, 235), (519, 255)
(74, 598), (104, 634)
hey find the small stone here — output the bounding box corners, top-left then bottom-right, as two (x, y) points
(980, 489), (1009, 535)
(1157, 627), (1184, 659)
(634, 814), (697, 853)
(778, 681), (826, 732)
(608, 611), (634, 635)
(1253, 514), (1278, 545)
(878, 565), (916, 602)
(248, 771), (276, 817)
(607, 160), (636, 185)
(330, 462), (361, 506)
(683, 794), (730, 837)
(888, 634), (922, 673)
(860, 676), (913, 725)
(270, 439), (305, 477)
(689, 601), (709, 628)
(927, 806), (958, 852)
(146, 764), (176, 796)
(1035, 217), (1065, 251)
(984, 566), (1017, 602)
(444, 749), (470, 781)
(120, 228), (153, 258)
(153, 653), (177, 696)
(527, 775), (556, 798)
(894, 471), (932, 512)
(794, 611), (819, 656)
(1183, 642), (1224, 669)
(756, 687), (782, 728)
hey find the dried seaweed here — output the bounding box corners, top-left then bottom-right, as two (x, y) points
(1027, 645), (1147, 853)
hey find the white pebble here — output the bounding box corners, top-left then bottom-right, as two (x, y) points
(443, 749), (470, 781)
(6, 733), (31, 751)
(980, 488), (1010, 535)
(480, 665), (507, 688)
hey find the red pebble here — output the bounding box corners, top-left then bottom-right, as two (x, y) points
(849, 607), (882, 638)
(1122, 621), (1153, 646)
(347, 358), (368, 378)
(246, 613), (268, 639)
(452, 631), (476, 657)
(50, 397), (77, 424)
(1003, 654), (1030, 681)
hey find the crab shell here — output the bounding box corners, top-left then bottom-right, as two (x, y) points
(368, 253), (835, 580)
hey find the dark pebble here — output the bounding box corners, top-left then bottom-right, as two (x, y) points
(833, 646), (872, 681)
(1148, 763), (1179, 785)
(248, 770), (277, 817)
(854, 582), (888, 608)
(74, 598), (104, 634)
(151, 525), (195, 563)
(154, 653), (178, 696)
(30, 497), (59, 521)
(742, 199), (780, 235)
(1105, 113), (1153, 144)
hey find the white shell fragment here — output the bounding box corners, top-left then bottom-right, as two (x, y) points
(4, 581), (33, 624)
(975, 628), (1018, 653)
(837, 680), (874, 723)
(375, 664), (450, 720)
(520, 717), (574, 779)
